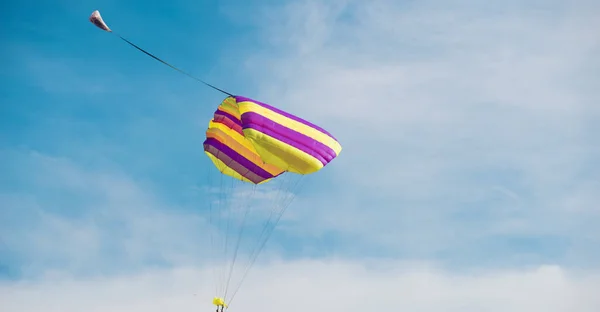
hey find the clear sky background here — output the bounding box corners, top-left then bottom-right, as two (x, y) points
(1, 0), (599, 311)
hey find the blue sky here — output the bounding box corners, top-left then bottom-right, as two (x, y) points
(1, 0), (600, 311)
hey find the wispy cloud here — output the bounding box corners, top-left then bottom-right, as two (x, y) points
(2, 260), (600, 312)
(0, 150), (214, 278)
(236, 0), (600, 266)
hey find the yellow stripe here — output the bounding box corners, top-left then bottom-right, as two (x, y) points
(218, 97), (241, 117)
(244, 128), (325, 175)
(238, 101), (342, 155)
(207, 128), (285, 176)
(208, 121), (255, 151)
(205, 152), (248, 182)
(206, 129), (258, 163)
(205, 152), (272, 185)
(218, 105), (241, 119)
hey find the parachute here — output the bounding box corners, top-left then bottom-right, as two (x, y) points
(89, 10), (342, 309)
(203, 96), (341, 308)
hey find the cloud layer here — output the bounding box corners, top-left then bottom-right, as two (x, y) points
(239, 0), (600, 265)
(2, 260), (600, 312)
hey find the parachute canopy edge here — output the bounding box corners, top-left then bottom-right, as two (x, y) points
(89, 10), (112, 32)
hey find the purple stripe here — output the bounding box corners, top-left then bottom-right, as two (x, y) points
(213, 110), (243, 134)
(234, 96), (338, 141)
(212, 115), (243, 135)
(203, 138), (275, 182)
(215, 109), (242, 125)
(241, 112), (337, 166)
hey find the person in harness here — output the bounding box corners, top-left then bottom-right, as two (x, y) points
(213, 297), (227, 312)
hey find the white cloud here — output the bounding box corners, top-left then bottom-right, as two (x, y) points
(0, 150), (301, 292)
(1, 260), (599, 312)
(232, 0), (600, 259)
(245, 0), (599, 180)
(0, 150), (216, 275)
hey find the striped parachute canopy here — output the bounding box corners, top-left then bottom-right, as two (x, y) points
(203, 96), (342, 183)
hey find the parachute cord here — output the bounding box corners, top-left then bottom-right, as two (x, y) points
(115, 35), (234, 97)
(214, 149), (234, 297)
(227, 177), (303, 308)
(227, 174), (306, 308)
(230, 179), (286, 283)
(224, 180), (284, 307)
(221, 163), (238, 296)
(207, 156), (218, 298)
(237, 176), (290, 282)
(214, 158), (257, 300)
(223, 184), (256, 302)
(221, 174), (235, 295)
(217, 156), (226, 296)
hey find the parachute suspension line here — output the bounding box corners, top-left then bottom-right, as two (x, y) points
(218, 170), (227, 297)
(248, 173), (304, 266)
(206, 152), (227, 298)
(227, 173), (306, 308)
(206, 158), (219, 298)
(222, 183), (256, 302)
(227, 175), (305, 308)
(251, 173), (303, 260)
(211, 148), (233, 298)
(214, 155), (225, 297)
(220, 173), (234, 296)
(88, 10), (233, 97)
(210, 151), (262, 303)
(221, 170), (246, 298)
(219, 158), (239, 298)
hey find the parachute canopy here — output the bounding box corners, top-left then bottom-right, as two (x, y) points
(204, 96), (342, 183)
